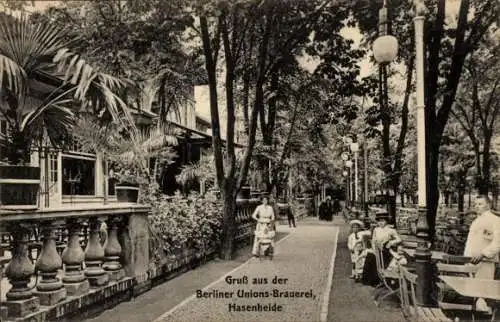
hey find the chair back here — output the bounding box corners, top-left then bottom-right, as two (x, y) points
(436, 262), (477, 277)
(442, 254), (472, 264)
(436, 261), (477, 311)
(398, 263), (410, 310)
(399, 265), (418, 311)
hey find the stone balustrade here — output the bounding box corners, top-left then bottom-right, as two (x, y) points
(0, 199), (262, 321)
(234, 199), (259, 247)
(0, 204), (150, 321)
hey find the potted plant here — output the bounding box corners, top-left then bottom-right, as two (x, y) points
(0, 17), (129, 210)
(112, 170), (144, 203)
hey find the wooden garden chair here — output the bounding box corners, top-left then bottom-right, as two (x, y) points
(436, 262), (478, 321)
(373, 245), (401, 307)
(398, 264), (452, 321)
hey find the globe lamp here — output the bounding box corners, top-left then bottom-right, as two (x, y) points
(373, 35), (398, 64)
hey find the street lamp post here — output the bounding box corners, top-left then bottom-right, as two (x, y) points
(346, 160), (353, 206)
(350, 143), (360, 207)
(372, 0), (432, 307)
(343, 170), (349, 208)
(372, 0), (398, 224)
(413, 0), (433, 306)
(364, 143), (370, 225)
(342, 152), (350, 207)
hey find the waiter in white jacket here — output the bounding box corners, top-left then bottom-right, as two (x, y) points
(464, 195), (500, 270)
(463, 195), (500, 313)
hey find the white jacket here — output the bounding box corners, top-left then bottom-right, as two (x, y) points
(464, 210), (500, 260)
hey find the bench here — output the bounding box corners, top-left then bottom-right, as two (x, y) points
(399, 264), (452, 321)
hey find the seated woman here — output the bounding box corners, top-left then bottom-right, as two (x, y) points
(361, 210), (401, 286)
(251, 195), (275, 257)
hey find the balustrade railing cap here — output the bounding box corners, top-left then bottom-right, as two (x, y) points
(0, 203), (151, 222)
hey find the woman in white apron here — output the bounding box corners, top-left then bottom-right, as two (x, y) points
(251, 195), (275, 257)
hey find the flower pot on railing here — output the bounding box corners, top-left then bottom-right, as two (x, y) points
(237, 186), (251, 200)
(115, 183), (140, 203)
(0, 165), (40, 210)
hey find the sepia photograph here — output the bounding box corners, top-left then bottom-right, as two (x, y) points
(0, 0), (499, 321)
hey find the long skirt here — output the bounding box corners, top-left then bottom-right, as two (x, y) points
(361, 248), (392, 286)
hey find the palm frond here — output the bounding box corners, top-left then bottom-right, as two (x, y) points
(53, 49), (134, 126)
(20, 85), (76, 130)
(25, 105), (74, 149)
(0, 16), (70, 101)
(0, 54), (26, 98)
(116, 123), (180, 174)
(71, 116), (124, 155)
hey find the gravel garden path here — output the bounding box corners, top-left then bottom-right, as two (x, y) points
(154, 218), (338, 322)
(85, 216), (406, 322)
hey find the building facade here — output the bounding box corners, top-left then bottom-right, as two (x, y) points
(0, 78), (214, 208)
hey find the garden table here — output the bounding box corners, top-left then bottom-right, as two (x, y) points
(438, 276), (500, 322)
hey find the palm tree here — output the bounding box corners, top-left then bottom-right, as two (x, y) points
(0, 15), (132, 164)
(71, 114), (179, 202)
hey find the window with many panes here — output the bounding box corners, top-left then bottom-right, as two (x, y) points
(49, 153), (58, 193)
(61, 140), (96, 196)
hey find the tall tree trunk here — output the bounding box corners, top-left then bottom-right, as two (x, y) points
(458, 186), (465, 213)
(478, 137), (492, 195)
(220, 184), (237, 259)
(426, 145), (440, 242)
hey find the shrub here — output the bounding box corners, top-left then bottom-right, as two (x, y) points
(148, 191), (223, 262)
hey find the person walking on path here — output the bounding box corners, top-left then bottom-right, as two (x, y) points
(319, 197), (329, 220)
(251, 195), (275, 257)
(332, 198), (341, 216)
(287, 204), (296, 228)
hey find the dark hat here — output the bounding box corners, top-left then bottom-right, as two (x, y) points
(375, 210), (390, 221)
(260, 193), (270, 201)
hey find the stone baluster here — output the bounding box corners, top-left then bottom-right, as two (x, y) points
(81, 221), (89, 249)
(34, 221), (67, 305)
(84, 217), (109, 286)
(103, 217), (124, 281)
(61, 219), (89, 296)
(4, 223), (40, 318)
(56, 226), (66, 257)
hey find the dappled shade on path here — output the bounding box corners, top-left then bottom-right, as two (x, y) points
(327, 217), (405, 322)
(157, 220), (338, 322)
